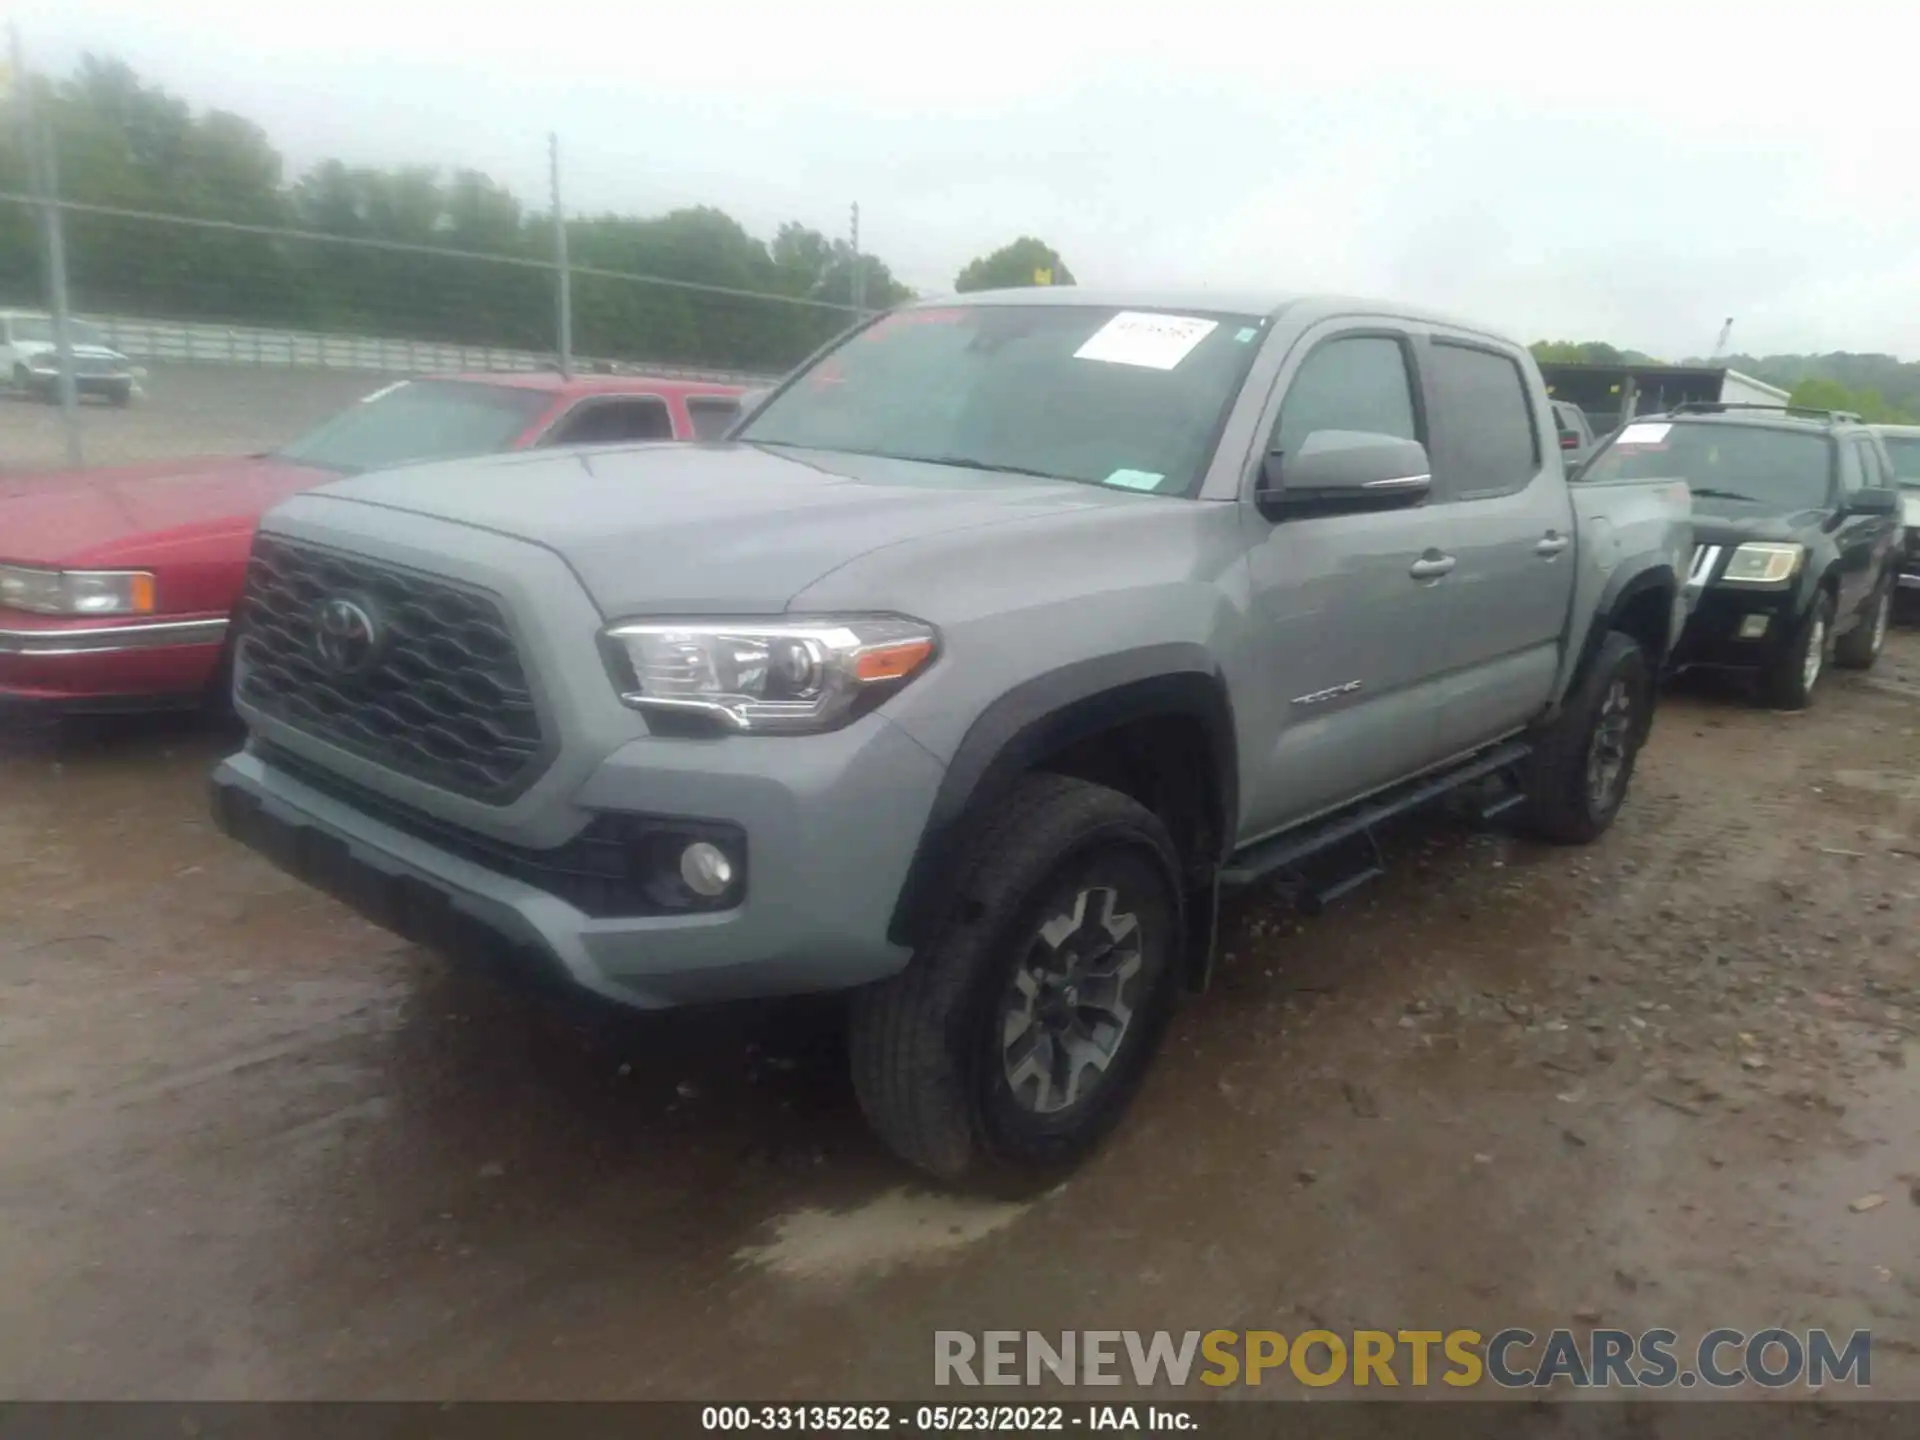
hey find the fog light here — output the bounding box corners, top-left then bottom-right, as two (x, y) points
(679, 840), (735, 897)
(1739, 614), (1771, 640)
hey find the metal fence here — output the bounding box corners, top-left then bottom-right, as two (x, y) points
(68, 310), (773, 384)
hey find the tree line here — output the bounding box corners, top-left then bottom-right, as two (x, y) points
(0, 56), (1079, 373)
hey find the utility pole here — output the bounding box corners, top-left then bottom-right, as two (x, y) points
(549, 132), (572, 379)
(10, 24), (81, 466)
(849, 202), (865, 315)
(1710, 317), (1733, 362)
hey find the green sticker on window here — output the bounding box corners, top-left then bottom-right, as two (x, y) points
(1103, 468), (1164, 491)
(1235, 327), (1259, 343)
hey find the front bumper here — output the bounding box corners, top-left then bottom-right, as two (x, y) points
(1899, 529), (1920, 591)
(1671, 586), (1797, 671)
(208, 711), (945, 1011)
(0, 616), (227, 712)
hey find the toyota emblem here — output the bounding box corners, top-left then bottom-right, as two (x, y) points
(313, 597), (380, 676)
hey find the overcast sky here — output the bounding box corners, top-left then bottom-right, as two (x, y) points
(18, 0), (1920, 360)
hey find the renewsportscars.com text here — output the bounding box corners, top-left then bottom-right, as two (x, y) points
(934, 1328), (1873, 1390)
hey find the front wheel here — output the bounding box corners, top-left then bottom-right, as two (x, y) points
(848, 774), (1184, 1193)
(1761, 591), (1833, 709)
(1833, 580), (1890, 671)
(1518, 631), (1652, 844)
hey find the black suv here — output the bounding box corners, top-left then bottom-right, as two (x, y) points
(1580, 403), (1903, 708)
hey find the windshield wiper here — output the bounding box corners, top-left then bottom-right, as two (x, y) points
(1689, 487), (1763, 503)
(763, 443), (1074, 482)
(905, 454), (1074, 481)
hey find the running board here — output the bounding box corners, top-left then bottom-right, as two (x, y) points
(1220, 739), (1533, 888)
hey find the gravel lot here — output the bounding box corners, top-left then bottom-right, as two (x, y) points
(2, 648), (1918, 1401)
(2, 369), (1918, 1405)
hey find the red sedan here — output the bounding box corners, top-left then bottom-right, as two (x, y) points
(0, 372), (747, 716)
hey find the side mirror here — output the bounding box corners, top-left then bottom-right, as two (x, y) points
(1850, 486), (1900, 516)
(1256, 431), (1432, 519)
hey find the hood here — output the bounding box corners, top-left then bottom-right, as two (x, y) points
(1689, 506), (1826, 548)
(0, 454), (330, 566)
(295, 442), (1153, 614)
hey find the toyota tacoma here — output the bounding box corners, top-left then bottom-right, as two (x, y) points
(210, 290), (1692, 1188)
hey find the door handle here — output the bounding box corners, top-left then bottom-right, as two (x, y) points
(1535, 533), (1570, 557)
(1409, 553), (1457, 581)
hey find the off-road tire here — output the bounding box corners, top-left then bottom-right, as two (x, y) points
(1834, 578), (1891, 671)
(1518, 630), (1651, 844)
(1761, 591), (1833, 710)
(849, 773), (1184, 1194)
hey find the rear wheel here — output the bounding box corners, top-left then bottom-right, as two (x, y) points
(848, 774), (1183, 1193)
(1518, 631), (1651, 844)
(1834, 580), (1890, 670)
(1762, 591), (1833, 709)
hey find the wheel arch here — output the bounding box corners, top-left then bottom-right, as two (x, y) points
(1565, 561), (1676, 701)
(887, 645), (1238, 963)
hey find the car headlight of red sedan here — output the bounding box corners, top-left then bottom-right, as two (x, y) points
(0, 564), (156, 616)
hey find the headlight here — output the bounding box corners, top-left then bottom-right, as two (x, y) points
(602, 616), (937, 733)
(1717, 543), (1803, 586)
(0, 564), (157, 616)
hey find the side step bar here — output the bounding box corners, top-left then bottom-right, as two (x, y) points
(1219, 739), (1533, 888)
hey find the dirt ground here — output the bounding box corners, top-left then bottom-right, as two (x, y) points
(1, 632), (1916, 1402)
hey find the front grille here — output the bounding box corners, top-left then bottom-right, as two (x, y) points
(257, 742), (742, 918)
(238, 536), (548, 802)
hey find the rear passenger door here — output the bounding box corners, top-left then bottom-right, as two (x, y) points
(1239, 326), (1452, 837)
(1420, 337), (1578, 760)
(1836, 436), (1893, 621)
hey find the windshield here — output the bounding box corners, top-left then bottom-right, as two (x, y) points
(1883, 436), (1920, 487)
(738, 304), (1267, 495)
(276, 379), (550, 473)
(1583, 420), (1833, 510)
(8, 315), (108, 348)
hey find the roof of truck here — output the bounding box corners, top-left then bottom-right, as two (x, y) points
(919, 287), (1516, 339)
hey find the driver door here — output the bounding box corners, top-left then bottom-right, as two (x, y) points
(1238, 326), (1452, 839)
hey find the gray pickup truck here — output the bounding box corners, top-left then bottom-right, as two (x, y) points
(211, 290), (1692, 1189)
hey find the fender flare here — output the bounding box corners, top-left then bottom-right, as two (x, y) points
(1569, 559), (1678, 692)
(886, 643), (1239, 950)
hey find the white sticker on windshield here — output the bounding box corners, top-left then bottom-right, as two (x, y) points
(1616, 422), (1671, 445)
(1103, 468), (1165, 491)
(1075, 312), (1218, 371)
(359, 380), (410, 404)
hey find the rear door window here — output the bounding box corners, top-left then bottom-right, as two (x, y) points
(686, 396), (742, 440)
(547, 398), (674, 446)
(1424, 342), (1540, 500)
